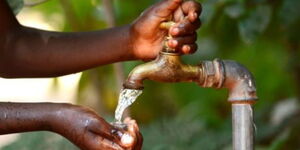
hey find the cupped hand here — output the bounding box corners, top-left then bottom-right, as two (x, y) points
(130, 0), (202, 60)
(51, 104), (142, 150)
(118, 118), (143, 150)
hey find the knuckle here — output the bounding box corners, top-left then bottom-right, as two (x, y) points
(190, 1), (202, 12)
(179, 28), (187, 35)
(185, 0), (195, 6)
(183, 0), (202, 14)
(197, 2), (203, 13)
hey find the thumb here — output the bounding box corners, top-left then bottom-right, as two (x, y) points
(150, 0), (182, 19)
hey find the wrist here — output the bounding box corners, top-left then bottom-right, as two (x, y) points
(37, 103), (69, 132)
(47, 103), (74, 133)
(128, 23), (141, 60)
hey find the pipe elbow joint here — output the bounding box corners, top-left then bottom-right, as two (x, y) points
(200, 59), (258, 102)
(222, 60), (257, 102)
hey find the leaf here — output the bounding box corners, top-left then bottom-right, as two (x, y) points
(238, 5), (272, 43)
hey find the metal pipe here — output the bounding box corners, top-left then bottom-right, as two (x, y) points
(201, 60), (257, 150)
(232, 103), (254, 150)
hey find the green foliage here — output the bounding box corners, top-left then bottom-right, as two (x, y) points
(141, 103), (232, 150)
(2, 132), (77, 150)
(238, 5), (272, 43)
(267, 130), (289, 150)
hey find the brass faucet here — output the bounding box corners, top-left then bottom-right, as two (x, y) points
(123, 52), (202, 90)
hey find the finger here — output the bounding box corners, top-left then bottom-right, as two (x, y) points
(170, 19), (201, 36)
(122, 118), (143, 150)
(89, 134), (124, 150)
(133, 0), (182, 33)
(90, 123), (133, 150)
(151, 0), (182, 19)
(167, 33), (197, 48)
(117, 118), (137, 148)
(124, 117), (132, 123)
(126, 120), (138, 138)
(88, 118), (124, 145)
(99, 139), (124, 150)
(134, 132), (143, 150)
(173, 7), (185, 22)
(181, 44), (198, 54)
(123, 119), (139, 147)
(121, 133), (135, 148)
(89, 119), (134, 149)
(133, 125), (143, 150)
(181, 0), (202, 22)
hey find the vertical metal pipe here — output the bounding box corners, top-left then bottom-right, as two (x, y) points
(232, 103), (254, 150)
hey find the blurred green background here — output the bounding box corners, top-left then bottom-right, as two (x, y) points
(3, 0), (300, 149)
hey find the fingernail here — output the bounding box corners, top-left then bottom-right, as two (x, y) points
(111, 129), (123, 138)
(172, 28), (179, 35)
(121, 133), (134, 146)
(170, 40), (178, 47)
(193, 12), (198, 19)
(183, 45), (190, 53)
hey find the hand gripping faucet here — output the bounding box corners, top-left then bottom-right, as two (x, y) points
(123, 21), (258, 150)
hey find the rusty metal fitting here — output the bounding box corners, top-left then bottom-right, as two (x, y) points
(199, 59), (224, 88)
(221, 60), (258, 102)
(199, 59), (258, 102)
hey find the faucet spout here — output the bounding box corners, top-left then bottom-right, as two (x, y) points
(123, 52), (202, 90)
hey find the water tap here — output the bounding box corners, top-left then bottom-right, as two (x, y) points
(123, 21), (257, 102)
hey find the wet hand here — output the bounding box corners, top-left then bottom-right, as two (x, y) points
(119, 118), (143, 150)
(130, 0), (202, 60)
(51, 104), (142, 150)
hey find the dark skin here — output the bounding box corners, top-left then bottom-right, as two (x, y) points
(0, 102), (142, 150)
(0, 0), (202, 149)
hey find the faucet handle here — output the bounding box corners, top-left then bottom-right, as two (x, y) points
(160, 21), (176, 30)
(160, 21), (178, 53)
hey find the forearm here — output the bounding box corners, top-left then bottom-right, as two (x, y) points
(0, 102), (62, 134)
(0, 25), (134, 78)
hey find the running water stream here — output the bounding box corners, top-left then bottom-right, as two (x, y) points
(114, 89), (142, 123)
